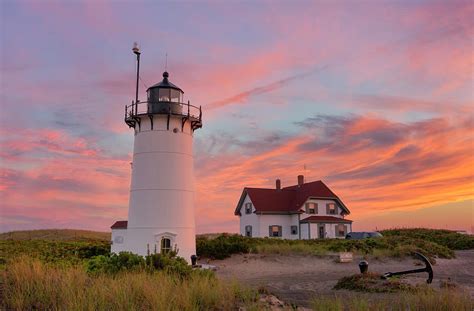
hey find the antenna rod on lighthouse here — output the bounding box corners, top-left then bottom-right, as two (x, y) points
(132, 42), (141, 115)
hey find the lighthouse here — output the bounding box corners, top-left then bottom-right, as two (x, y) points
(111, 45), (202, 263)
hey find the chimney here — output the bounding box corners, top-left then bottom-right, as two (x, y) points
(297, 175), (304, 187)
(276, 179), (281, 190)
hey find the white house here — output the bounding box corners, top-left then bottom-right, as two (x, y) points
(235, 175), (353, 239)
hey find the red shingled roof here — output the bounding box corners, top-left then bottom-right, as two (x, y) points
(235, 180), (349, 216)
(111, 220), (128, 229)
(245, 188), (296, 214)
(300, 216), (353, 223)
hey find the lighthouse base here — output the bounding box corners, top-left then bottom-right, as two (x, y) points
(111, 223), (196, 264)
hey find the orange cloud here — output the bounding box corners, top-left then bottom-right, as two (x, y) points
(194, 114), (473, 232)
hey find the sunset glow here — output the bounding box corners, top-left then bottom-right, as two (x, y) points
(1, 1), (473, 233)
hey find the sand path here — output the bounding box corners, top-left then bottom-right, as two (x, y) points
(211, 250), (474, 307)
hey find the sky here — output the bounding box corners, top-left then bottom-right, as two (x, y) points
(0, 0), (473, 234)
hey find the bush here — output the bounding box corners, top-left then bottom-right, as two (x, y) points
(0, 240), (111, 266)
(86, 252), (145, 274)
(197, 234), (251, 259)
(86, 251), (193, 277)
(381, 228), (474, 250)
(333, 273), (416, 293)
(145, 253), (192, 278)
(77, 244), (110, 259)
(196, 231), (458, 261)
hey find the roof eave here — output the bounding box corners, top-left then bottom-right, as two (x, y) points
(234, 188), (249, 216)
(255, 211), (303, 215)
(300, 219), (353, 224)
(305, 196), (351, 215)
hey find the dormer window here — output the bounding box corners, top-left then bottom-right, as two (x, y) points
(327, 203), (336, 215)
(305, 203), (318, 214)
(245, 203), (252, 214)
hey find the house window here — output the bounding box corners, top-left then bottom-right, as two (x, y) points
(336, 224), (346, 237)
(327, 203), (336, 215)
(161, 238), (171, 254)
(291, 225), (298, 235)
(245, 203), (252, 214)
(114, 236), (124, 244)
(306, 202), (318, 214)
(245, 225), (252, 237)
(269, 225), (282, 237)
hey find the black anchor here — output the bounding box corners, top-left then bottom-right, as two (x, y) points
(382, 252), (433, 284)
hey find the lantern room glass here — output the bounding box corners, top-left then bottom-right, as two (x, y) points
(156, 88), (181, 103)
(159, 89), (170, 102)
(170, 89), (181, 103)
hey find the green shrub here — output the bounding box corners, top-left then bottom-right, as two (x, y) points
(0, 240), (111, 266)
(381, 228), (474, 250)
(86, 252), (145, 274)
(145, 253), (192, 278)
(86, 251), (193, 277)
(76, 244), (110, 258)
(196, 232), (457, 261)
(197, 234), (250, 259)
(333, 273), (416, 293)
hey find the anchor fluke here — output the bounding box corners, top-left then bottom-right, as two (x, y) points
(382, 252), (433, 284)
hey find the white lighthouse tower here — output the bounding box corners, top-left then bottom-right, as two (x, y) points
(111, 45), (202, 263)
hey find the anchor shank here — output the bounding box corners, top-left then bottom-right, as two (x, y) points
(387, 268), (428, 277)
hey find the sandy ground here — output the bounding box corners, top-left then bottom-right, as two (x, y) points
(210, 250), (474, 307)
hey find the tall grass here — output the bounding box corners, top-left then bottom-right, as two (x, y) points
(311, 290), (473, 311)
(1, 258), (259, 311)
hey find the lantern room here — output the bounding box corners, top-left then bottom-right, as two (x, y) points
(124, 70), (202, 131)
(147, 71), (183, 103)
(147, 71), (184, 114)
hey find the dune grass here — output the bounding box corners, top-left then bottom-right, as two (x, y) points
(381, 228), (474, 250)
(0, 239), (110, 267)
(196, 231), (465, 261)
(311, 290), (473, 311)
(1, 257), (260, 311)
(0, 229), (110, 242)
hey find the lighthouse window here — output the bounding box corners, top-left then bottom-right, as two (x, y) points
(159, 88), (170, 102)
(170, 89), (181, 103)
(161, 238), (171, 254)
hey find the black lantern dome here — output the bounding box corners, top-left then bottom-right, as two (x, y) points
(125, 68), (202, 131)
(147, 72), (184, 114)
(147, 72), (183, 100)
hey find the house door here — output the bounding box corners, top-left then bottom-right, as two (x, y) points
(318, 225), (325, 239)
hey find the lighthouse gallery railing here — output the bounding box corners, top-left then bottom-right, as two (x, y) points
(125, 100), (202, 130)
